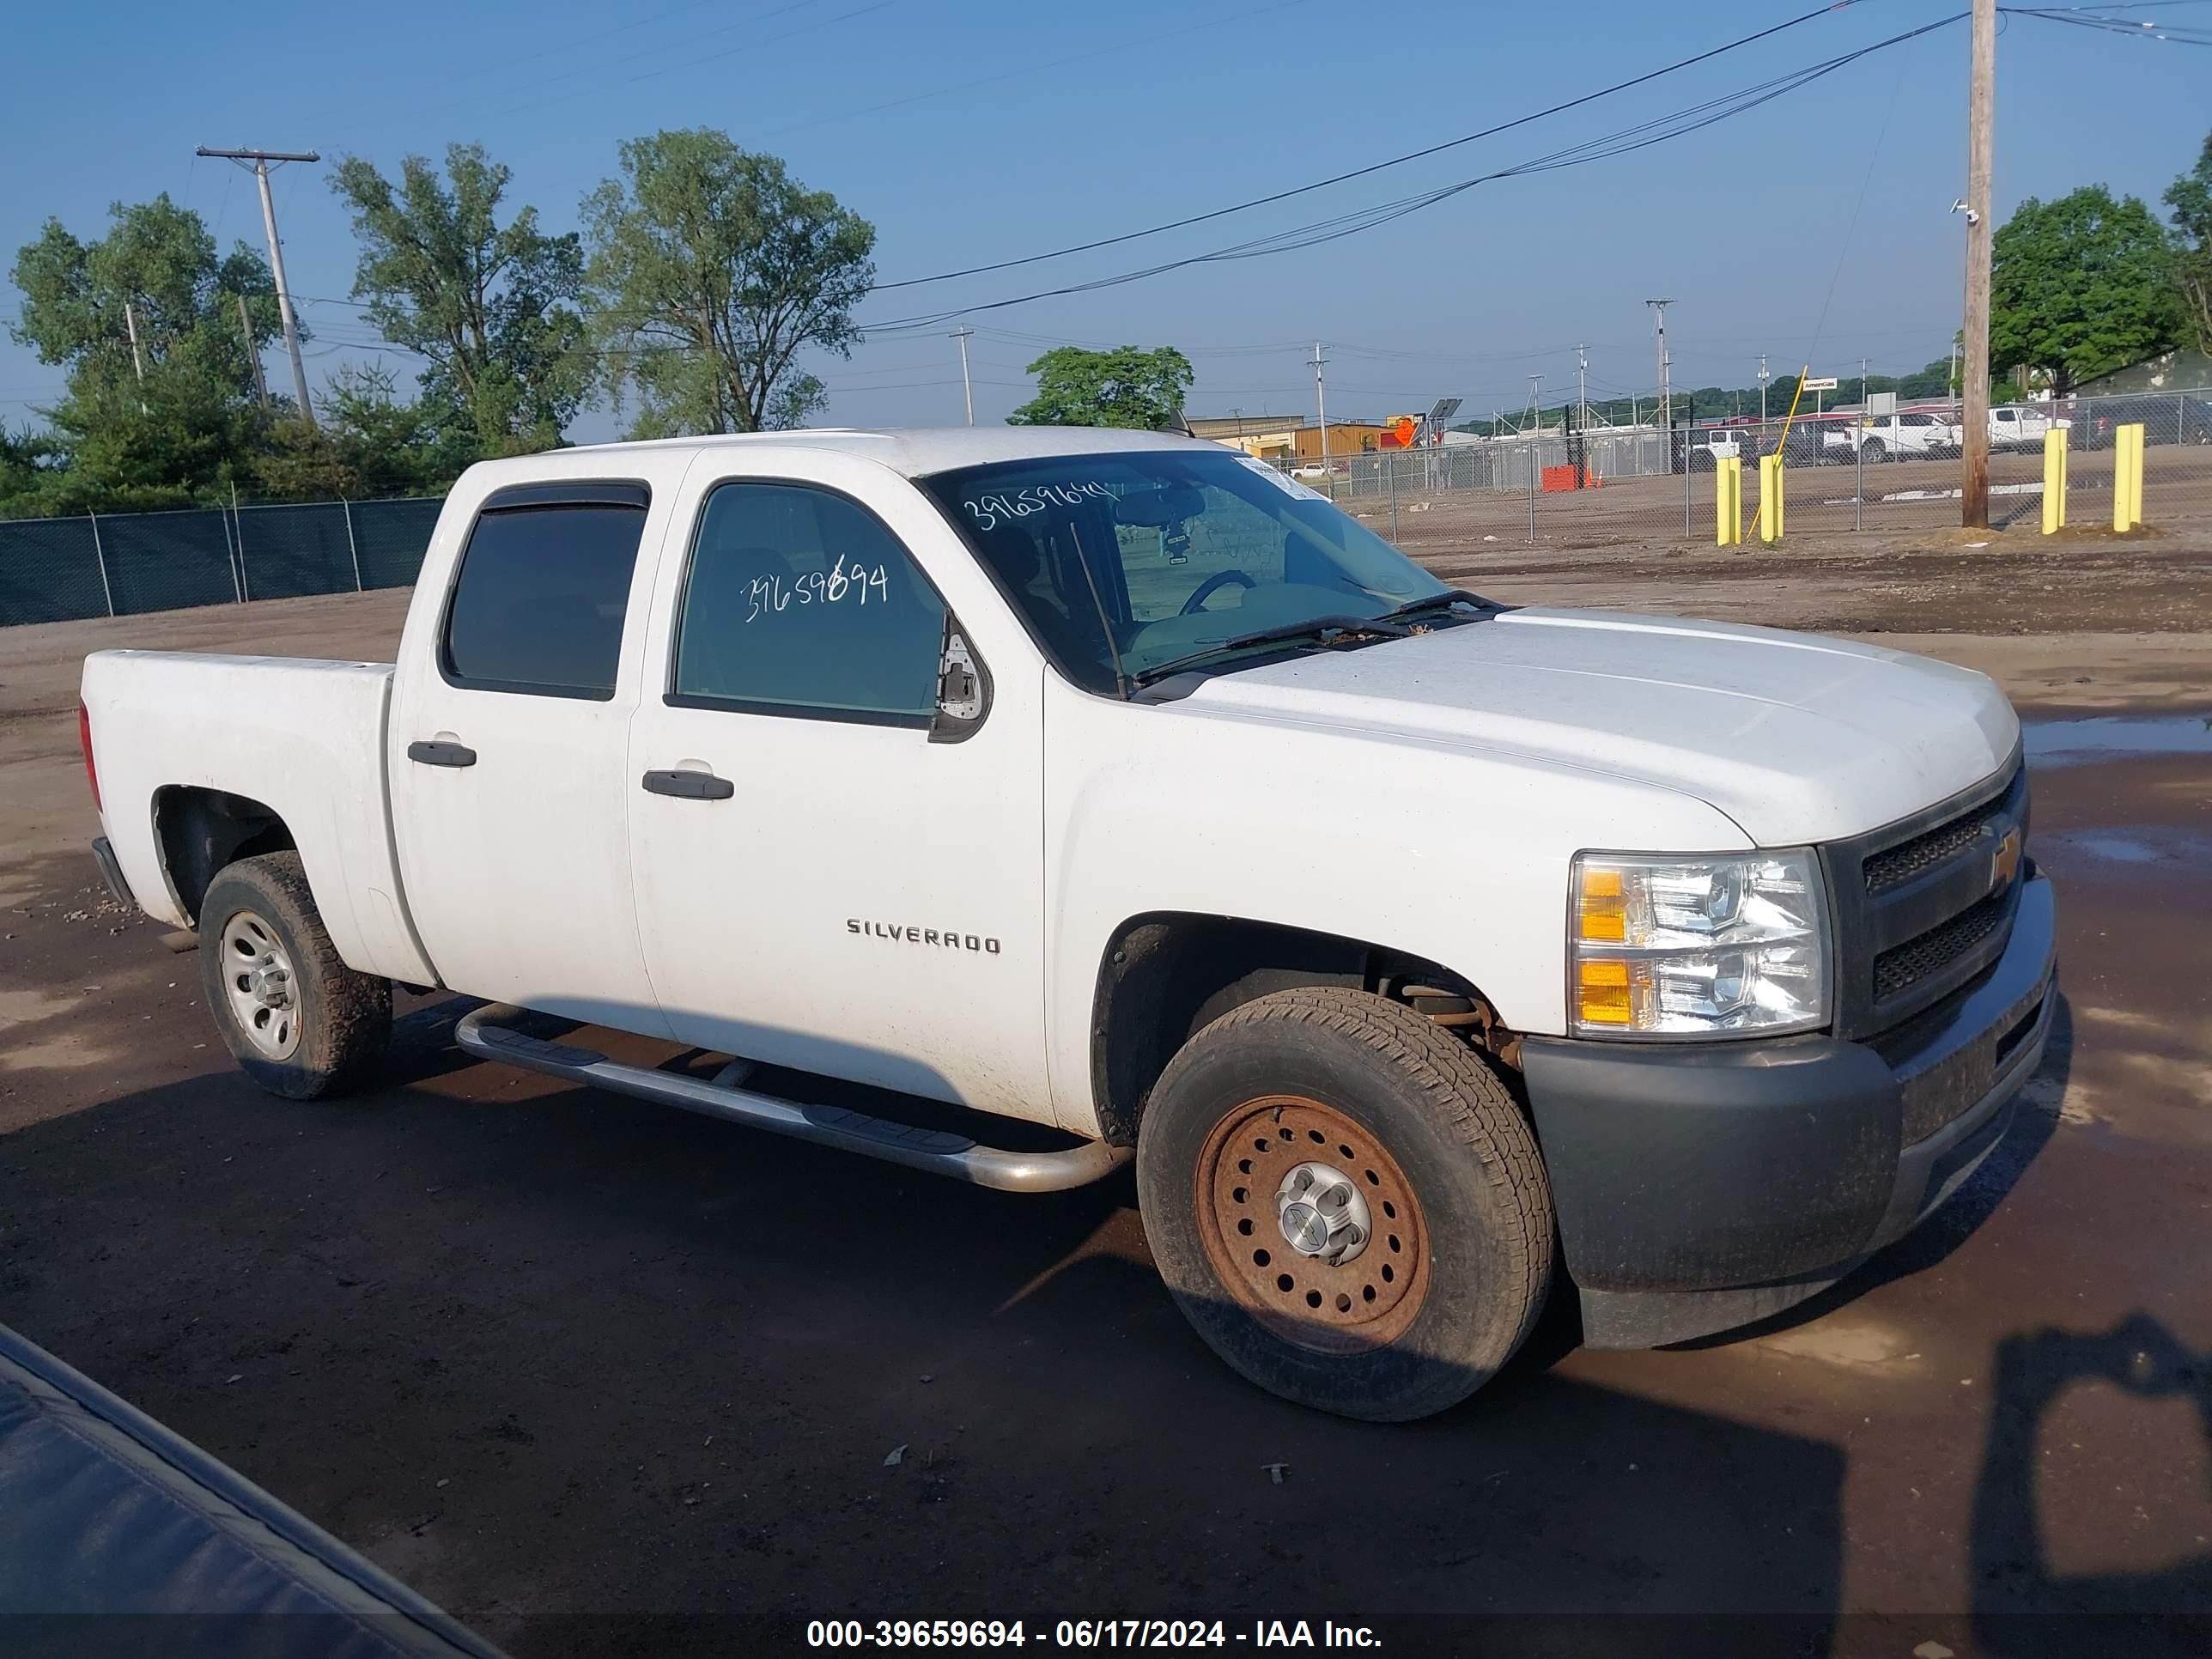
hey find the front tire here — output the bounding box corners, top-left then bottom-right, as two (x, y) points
(198, 853), (391, 1099)
(1136, 988), (1553, 1421)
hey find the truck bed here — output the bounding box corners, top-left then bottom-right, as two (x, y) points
(80, 651), (437, 986)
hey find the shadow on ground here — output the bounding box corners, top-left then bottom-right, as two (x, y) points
(2, 997), (2203, 1656)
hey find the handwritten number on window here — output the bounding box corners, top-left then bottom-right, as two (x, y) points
(741, 560), (894, 623)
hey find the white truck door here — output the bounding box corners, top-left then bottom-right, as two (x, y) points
(388, 474), (676, 1036)
(624, 458), (1053, 1121)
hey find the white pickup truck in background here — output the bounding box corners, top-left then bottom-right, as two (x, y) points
(79, 427), (2057, 1419)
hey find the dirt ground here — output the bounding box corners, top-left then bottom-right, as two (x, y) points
(2, 536), (2209, 1656)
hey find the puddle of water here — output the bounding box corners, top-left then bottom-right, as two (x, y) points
(2036, 825), (2212, 872)
(2023, 714), (2212, 768)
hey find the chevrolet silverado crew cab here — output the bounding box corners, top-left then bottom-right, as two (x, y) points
(78, 428), (2056, 1420)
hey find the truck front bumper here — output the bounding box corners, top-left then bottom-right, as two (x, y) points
(1520, 873), (2057, 1349)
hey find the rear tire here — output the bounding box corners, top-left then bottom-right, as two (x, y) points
(1862, 438), (1887, 464)
(1136, 988), (1553, 1421)
(198, 853), (390, 1099)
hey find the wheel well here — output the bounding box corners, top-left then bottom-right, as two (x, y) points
(153, 787), (297, 926)
(1088, 913), (1516, 1148)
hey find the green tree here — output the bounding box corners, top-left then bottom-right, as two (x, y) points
(9, 193), (282, 509)
(330, 143), (590, 453)
(0, 424), (68, 519)
(2165, 131), (2212, 356)
(1990, 185), (2183, 396)
(249, 365), (476, 501)
(1006, 345), (1194, 428)
(582, 130), (875, 435)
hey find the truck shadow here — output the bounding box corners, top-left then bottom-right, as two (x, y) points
(1970, 1313), (2212, 1657)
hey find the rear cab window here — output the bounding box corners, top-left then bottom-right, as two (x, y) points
(441, 483), (650, 699)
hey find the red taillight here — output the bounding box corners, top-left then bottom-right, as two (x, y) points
(78, 699), (101, 813)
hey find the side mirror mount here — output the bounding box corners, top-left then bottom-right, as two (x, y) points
(930, 620), (991, 744)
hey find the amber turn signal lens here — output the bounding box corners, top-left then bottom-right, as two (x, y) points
(1577, 868), (1626, 941)
(1576, 959), (1632, 1025)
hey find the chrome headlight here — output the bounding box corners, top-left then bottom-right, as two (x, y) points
(1569, 849), (1830, 1037)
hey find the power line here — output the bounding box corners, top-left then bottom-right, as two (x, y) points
(860, 12), (1970, 333)
(869, 0), (1863, 295)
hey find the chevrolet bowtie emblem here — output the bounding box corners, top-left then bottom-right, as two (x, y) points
(1990, 826), (2023, 893)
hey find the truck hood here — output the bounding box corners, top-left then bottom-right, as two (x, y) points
(1179, 607), (2019, 845)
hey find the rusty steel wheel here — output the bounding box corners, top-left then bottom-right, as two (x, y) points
(1137, 987), (1553, 1421)
(1195, 1094), (1429, 1354)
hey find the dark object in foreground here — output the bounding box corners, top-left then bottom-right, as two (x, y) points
(0, 1321), (503, 1659)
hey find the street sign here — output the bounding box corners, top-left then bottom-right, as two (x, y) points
(1801, 376), (1839, 392)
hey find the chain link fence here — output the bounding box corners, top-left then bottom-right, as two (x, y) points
(5, 389), (2207, 628)
(0, 497), (442, 627)
(1304, 386), (2212, 547)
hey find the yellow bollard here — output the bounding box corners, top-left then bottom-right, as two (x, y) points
(2041, 427), (2068, 534)
(1716, 455), (1741, 545)
(1755, 453), (1775, 543)
(2112, 422), (2140, 532)
(2125, 422), (2144, 528)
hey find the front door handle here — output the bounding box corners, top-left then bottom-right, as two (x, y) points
(408, 739), (477, 768)
(641, 769), (734, 800)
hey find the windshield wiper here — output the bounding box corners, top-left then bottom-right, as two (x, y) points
(1368, 587), (1503, 627)
(1129, 614), (1406, 689)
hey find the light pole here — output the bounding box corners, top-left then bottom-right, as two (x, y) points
(949, 327), (975, 426)
(1311, 342), (1330, 489)
(1646, 298), (1674, 466)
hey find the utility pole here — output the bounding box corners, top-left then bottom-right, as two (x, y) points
(1526, 374), (1543, 432)
(1576, 343), (1589, 434)
(1758, 353), (1770, 424)
(197, 147), (319, 428)
(1311, 342), (1330, 484)
(1646, 298), (1674, 466)
(237, 293), (270, 408)
(1959, 0), (1996, 526)
(124, 301), (148, 416)
(948, 326), (975, 426)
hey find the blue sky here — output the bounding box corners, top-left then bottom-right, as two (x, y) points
(3, 0), (2206, 437)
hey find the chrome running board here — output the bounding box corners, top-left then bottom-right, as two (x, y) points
(453, 1003), (1129, 1194)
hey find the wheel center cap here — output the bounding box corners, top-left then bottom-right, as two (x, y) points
(247, 963), (290, 1008)
(1275, 1161), (1372, 1266)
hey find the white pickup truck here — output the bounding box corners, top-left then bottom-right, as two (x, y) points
(79, 428), (2056, 1419)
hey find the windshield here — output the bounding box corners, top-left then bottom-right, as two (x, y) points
(917, 448), (1451, 696)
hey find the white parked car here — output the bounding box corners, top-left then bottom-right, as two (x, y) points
(1989, 404), (2068, 453)
(77, 427), (2055, 1420)
(1842, 410), (1964, 462)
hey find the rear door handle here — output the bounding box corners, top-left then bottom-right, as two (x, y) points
(408, 739), (477, 768)
(641, 769), (734, 800)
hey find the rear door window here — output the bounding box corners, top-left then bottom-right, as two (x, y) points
(442, 490), (648, 698)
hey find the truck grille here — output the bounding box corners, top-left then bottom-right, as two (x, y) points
(1863, 793), (2012, 894)
(1872, 888), (2011, 1002)
(1821, 756), (2028, 1040)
